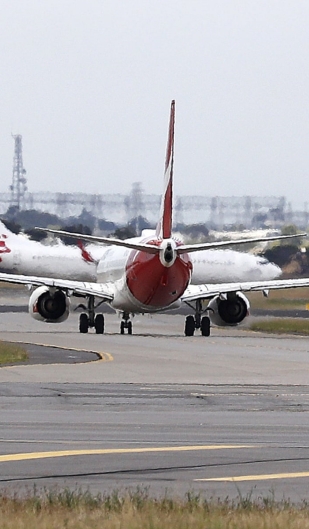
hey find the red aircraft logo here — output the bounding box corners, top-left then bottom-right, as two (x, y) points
(0, 234), (11, 262)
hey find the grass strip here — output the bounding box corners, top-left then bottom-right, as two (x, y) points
(250, 318), (309, 335)
(1, 488), (309, 528)
(247, 287), (309, 310)
(0, 341), (28, 364)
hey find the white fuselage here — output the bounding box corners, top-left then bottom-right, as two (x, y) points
(97, 244), (131, 282)
(0, 226), (98, 281)
(190, 249), (281, 284)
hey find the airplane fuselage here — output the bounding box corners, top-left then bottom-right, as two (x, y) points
(190, 249), (281, 284)
(0, 233), (97, 282)
(97, 236), (192, 312)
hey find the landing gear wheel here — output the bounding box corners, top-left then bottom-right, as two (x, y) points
(185, 315), (195, 336)
(94, 314), (104, 334)
(120, 313), (133, 334)
(201, 316), (210, 337)
(79, 313), (89, 333)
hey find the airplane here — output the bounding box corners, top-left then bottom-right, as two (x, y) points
(0, 218), (281, 286)
(190, 250), (281, 283)
(135, 231), (281, 284)
(0, 220), (98, 281)
(0, 100), (306, 337)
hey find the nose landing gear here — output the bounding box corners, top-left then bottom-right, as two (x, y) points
(120, 312), (133, 334)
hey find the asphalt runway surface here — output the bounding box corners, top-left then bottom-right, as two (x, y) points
(1, 309), (309, 501)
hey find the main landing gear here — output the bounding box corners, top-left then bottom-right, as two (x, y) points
(76, 297), (134, 335)
(77, 295), (105, 334)
(184, 299), (211, 337)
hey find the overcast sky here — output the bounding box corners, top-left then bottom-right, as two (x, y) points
(1, 0), (309, 207)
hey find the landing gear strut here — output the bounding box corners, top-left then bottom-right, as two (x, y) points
(77, 295), (105, 334)
(184, 299), (210, 337)
(120, 312), (132, 335)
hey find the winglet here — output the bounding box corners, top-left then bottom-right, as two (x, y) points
(156, 100), (175, 239)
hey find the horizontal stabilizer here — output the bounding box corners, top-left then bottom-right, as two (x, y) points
(36, 229), (306, 257)
(177, 233), (307, 254)
(35, 228), (159, 254)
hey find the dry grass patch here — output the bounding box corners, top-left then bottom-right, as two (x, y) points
(250, 318), (309, 335)
(0, 283), (26, 291)
(247, 287), (309, 310)
(1, 488), (309, 529)
(0, 341), (28, 364)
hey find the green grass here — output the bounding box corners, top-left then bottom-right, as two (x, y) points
(247, 287), (309, 310)
(250, 318), (309, 335)
(0, 341), (28, 364)
(1, 488), (309, 528)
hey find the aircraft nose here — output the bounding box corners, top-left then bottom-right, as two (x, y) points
(254, 256), (282, 279)
(266, 262), (282, 279)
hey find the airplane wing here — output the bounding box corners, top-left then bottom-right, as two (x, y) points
(2, 270), (309, 310)
(0, 272), (114, 301)
(182, 277), (309, 303)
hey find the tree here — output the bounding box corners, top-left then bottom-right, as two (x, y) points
(113, 225), (136, 240)
(60, 224), (92, 245)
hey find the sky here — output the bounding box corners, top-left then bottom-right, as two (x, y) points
(1, 0), (309, 207)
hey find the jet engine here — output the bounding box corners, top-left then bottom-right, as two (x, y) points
(29, 286), (70, 323)
(207, 292), (250, 327)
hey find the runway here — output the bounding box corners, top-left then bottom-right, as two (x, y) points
(1, 311), (309, 500)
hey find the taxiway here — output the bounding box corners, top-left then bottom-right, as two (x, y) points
(0, 311), (309, 500)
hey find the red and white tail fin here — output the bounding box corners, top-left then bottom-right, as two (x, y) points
(156, 100), (175, 240)
(77, 240), (98, 264)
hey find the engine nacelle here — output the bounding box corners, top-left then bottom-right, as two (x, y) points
(29, 286), (70, 323)
(207, 292), (250, 327)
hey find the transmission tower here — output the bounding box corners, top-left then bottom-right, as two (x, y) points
(10, 134), (27, 211)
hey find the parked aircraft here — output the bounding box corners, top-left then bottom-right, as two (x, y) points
(0, 221), (98, 281)
(0, 101), (306, 336)
(191, 250), (281, 283)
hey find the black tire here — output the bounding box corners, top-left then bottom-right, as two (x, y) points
(95, 314), (104, 334)
(120, 321), (125, 335)
(79, 313), (89, 333)
(184, 315), (195, 336)
(201, 316), (210, 337)
(127, 321), (132, 335)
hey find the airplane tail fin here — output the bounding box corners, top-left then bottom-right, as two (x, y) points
(156, 100), (175, 240)
(77, 240), (99, 264)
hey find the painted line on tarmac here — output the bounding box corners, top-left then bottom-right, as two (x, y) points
(0, 445), (254, 463)
(195, 472), (309, 482)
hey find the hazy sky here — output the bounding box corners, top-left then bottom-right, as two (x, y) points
(1, 1), (309, 206)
